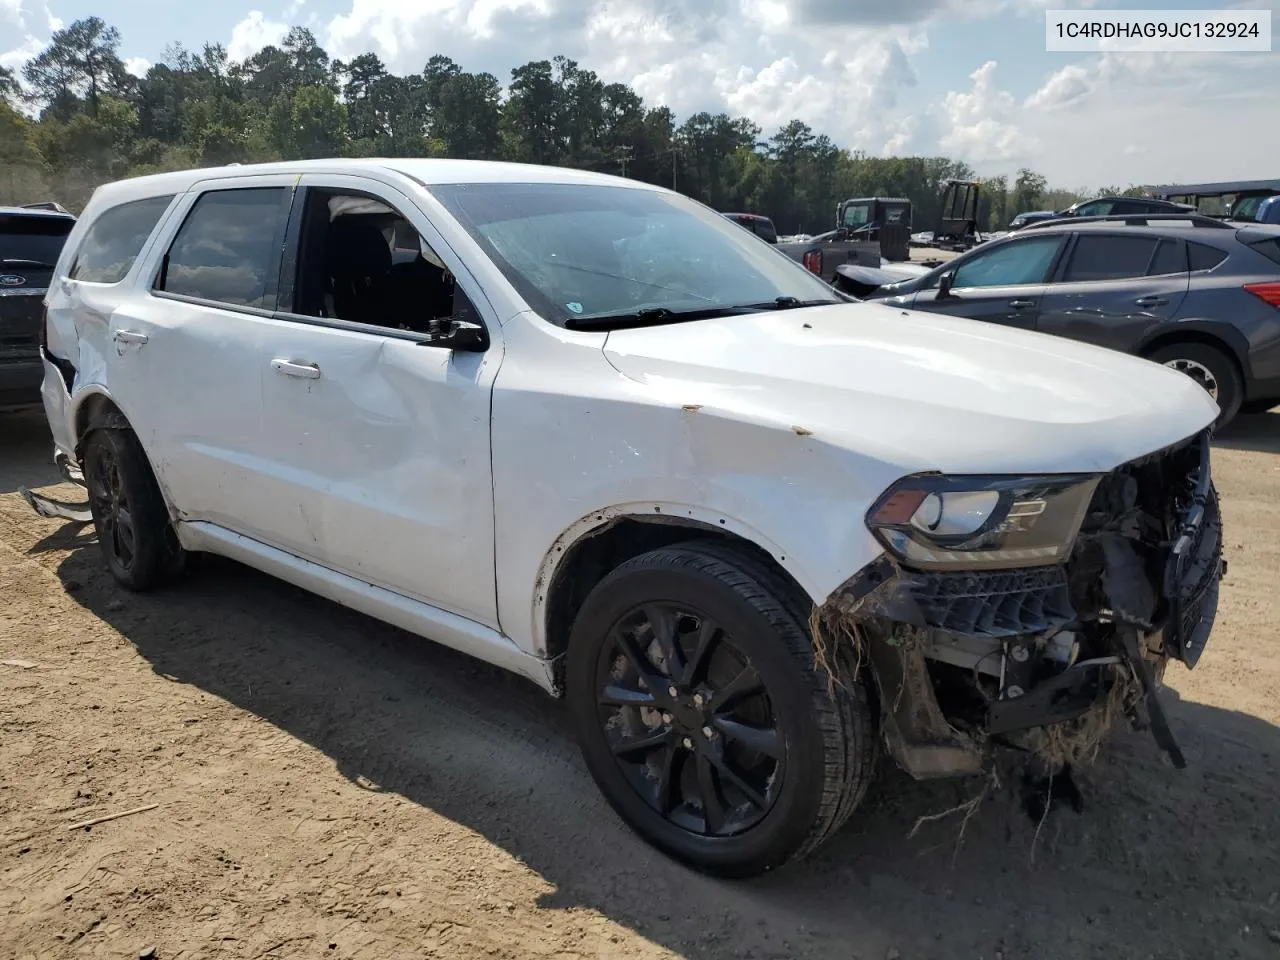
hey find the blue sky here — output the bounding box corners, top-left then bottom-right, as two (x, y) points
(3, 0), (1276, 188)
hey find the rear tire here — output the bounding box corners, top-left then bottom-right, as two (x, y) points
(82, 428), (187, 592)
(565, 540), (875, 878)
(1147, 342), (1243, 430)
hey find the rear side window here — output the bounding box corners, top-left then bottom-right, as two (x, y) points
(1248, 238), (1280, 266)
(0, 214), (74, 269)
(1062, 235), (1162, 282)
(1188, 242), (1228, 271)
(70, 195), (173, 283)
(1147, 239), (1187, 276)
(157, 187), (290, 308)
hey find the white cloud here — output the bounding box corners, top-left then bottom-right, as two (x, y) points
(937, 60), (1031, 165)
(124, 57), (152, 78)
(228, 10), (291, 62)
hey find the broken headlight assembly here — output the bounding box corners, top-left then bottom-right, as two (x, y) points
(866, 474), (1100, 570)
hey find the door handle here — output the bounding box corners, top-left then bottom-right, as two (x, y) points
(1135, 295), (1168, 307)
(112, 330), (149, 345)
(271, 359), (321, 379)
(1008, 299), (1036, 309)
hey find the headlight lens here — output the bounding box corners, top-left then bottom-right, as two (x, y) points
(866, 474), (1100, 570)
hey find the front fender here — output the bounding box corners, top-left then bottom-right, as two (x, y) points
(489, 321), (901, 659)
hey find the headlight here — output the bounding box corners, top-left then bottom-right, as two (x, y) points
(866, 474), (1100, 570)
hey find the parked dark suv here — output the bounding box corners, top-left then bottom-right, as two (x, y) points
(835, 213), (1280, 427)
(720, 212), (778, 244)
(1, 203), (77, 411)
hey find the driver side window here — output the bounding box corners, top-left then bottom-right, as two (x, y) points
(1075, 199), (1114, 217)
(951, 236), (1063, 289)
(283, 187), (479, 335)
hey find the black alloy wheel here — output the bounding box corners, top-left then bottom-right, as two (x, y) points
(595, 600), (784, 838)
(566, 541), (876, 877)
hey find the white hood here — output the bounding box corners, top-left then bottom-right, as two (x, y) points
(601, 301), (1219, 476)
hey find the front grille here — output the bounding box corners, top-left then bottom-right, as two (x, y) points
(0, 293), (44, 363)
(904, 566), (1074, 638)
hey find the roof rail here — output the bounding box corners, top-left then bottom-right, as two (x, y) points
(20, 201), (72, 214)
(1021, 213), (1232, 231)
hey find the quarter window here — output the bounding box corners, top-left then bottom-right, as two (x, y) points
(156, 187), (291, 308)
(69, 195), (173, 284)
(951, 236), (1062, 288)
(1188, 242), (1228, 272)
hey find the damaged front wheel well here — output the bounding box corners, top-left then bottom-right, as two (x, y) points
(543, 518), (810, 665)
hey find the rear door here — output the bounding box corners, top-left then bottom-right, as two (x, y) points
(909, 233), (1066, 331)
(1035, 232), (1190, 352)
(105, 175), (298, 537)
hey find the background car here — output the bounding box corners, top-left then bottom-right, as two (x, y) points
(1008, 211), (1060, 230)
(834, 213), (1280, 427)
(1058, 196), (1195, 218)
(1, 203), (76, 411)
(720, 212), (778, 244)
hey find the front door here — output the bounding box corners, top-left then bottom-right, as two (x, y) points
(252, 174), (503, 628)
(909, 233), (1066, 331)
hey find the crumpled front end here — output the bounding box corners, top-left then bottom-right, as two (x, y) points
(815, 429), (1224, 779)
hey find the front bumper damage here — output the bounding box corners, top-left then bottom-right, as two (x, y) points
(816, 429), (1224, 779)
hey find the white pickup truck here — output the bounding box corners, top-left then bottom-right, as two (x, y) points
(30, 158), (1224, 877)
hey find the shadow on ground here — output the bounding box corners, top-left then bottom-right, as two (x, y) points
(40, 538), (1280, 960)
(1214, 408), (1280, 454)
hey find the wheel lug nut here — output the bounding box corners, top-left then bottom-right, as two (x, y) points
(661, 713), (673, 725)
(693, 693), (704, 707)
(702, 725), (714, 738)
(682, 737), (693, 749)
(668, 685), (678, 698)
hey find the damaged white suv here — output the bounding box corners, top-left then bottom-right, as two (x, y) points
(33, 159), (1224, 877)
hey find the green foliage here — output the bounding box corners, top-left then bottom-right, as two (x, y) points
(3, 18), (1106, 227)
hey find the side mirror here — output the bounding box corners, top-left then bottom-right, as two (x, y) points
(421, 316), (488, 352)
(938, 270), (956, 299)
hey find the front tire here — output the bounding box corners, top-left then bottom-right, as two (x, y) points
(565, 541), (875, 877)
(82, 428), (186, 591)
(1148, 342), (1243, 429)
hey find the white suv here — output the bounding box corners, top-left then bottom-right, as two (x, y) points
(35, 159), (1225, 877)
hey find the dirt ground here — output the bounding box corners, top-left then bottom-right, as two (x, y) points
(1, 407), (1278, 960)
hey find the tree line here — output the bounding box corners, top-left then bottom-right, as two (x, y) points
(0, 17), (1152, 233)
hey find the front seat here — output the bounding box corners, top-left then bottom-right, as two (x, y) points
(325, 217), (392, 325)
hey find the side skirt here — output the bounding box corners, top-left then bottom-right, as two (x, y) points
(177, 521), (558, 694)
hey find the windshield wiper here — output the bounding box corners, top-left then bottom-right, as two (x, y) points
(1, 258), (57, 269)
(564, 305), (760, 331)
(742, 297), (841, 310)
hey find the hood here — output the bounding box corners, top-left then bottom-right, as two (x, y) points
(601, 301), (1219, 476)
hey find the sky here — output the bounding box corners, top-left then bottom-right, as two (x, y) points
(2, 0), (1276, 189)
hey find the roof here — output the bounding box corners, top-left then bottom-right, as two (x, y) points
(721, 212), (772, 221)
(0, 205), (76, 220)
(1150, 179), (1280, 198)
(844, 197), (910, 204)
(81, 158), (662, 212)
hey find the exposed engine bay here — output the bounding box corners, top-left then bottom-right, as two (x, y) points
(813, 429), (1224, 781)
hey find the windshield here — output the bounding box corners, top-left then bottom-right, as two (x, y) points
(843, 203), (871, 228)
(428, 182), (841, 326)
(1230, 194), (1273, 221)
(0, 214), (74, 268)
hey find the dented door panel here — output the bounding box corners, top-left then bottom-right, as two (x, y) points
(255, 326), (502, 627)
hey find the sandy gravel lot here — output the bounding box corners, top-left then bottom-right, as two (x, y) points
(1, 407), (1278, 960)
